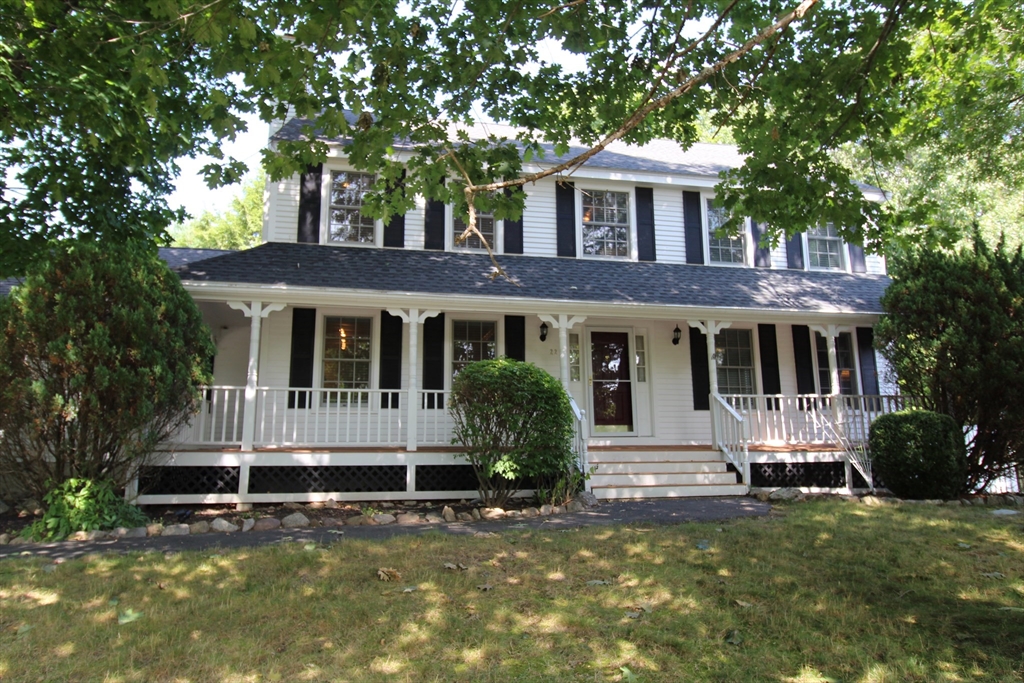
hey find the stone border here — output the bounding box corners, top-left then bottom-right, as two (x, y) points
(0, 492), (601, 547)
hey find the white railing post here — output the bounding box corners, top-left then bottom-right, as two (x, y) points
(389, 309), (439, 452)
(228, 301), (285, 451)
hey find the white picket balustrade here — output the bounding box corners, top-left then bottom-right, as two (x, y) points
(253, 388), (405, 447)
(167, 387), (245, 446)
(416, 390), (453, 445)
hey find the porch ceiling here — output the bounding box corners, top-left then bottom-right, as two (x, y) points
(174, 242), (889, 316)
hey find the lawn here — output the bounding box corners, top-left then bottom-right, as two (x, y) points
(0, 499), (1021, 682)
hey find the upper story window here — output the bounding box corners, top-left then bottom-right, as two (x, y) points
(807, 223), (843, 270)
(706, 198), (745, 265)
(714, 329), (755, 394)
(322, 316), (373, 402)
(453, 211), (495, 251)
(452, 320), (497, 378)
(582, 190), (630, 258)
(328, 171), (376, 244)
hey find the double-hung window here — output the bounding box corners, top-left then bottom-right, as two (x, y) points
(807, 223), (843, 270)
(582, 190), (630, 257)
(328, 171), (376, 244)
(453, 211), (495, 250)
(814, 332), (859, 395)
(452, 320), (497, 378)
(322, 316), (373, 403)
(714, 329), (755, 395)
(706, 198), (745, 265)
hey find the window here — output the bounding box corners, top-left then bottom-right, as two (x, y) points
(815, 332), (859, 395)
(569, 333), (581, 382)
(328, 171), (376, 244)
(452, 320), (497, 377)
(582, 190), (630, 257)
(322, 316), (372, 402)
(807, 223), (843, 270)
(714, 329), (755, 394)
(453, 211), (495, 250)
(635, 335), (647, 382)
(706, 198), (745, 264)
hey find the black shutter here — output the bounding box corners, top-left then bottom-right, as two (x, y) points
(683, 191), (704, 265)
(786, 233), (805, 270)
(856, 327), (879, 395)
(422, 313), (445, 408)
(503, 188), (524, 254)
(751, 221), (772, 267)
(383, 171), (406, 248)
(297, 164), (323, 244)
(791, 325), (817, 395)
(689, 326), (710, 411)
(848, 242), (867, 273)
(379, 311), (403, 408)
(504, 315), (526, 361)
(556, 181), (576, 257)
(287, 308), (317, 408)
(424, 198), (445, 250)
(636, 187), (656, 262)
(757, 324), (782, 397)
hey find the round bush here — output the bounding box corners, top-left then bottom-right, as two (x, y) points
(868, 409), (968, 499)
(448, 358), (575, 506)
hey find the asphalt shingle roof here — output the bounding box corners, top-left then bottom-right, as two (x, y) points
(174, 242), (889, 315)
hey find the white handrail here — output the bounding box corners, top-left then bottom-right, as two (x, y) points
(712, 393), (750, 490)
(568, 396), (590, 491)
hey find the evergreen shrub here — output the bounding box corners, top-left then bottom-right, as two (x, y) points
(869, 409), (968, 499)
(448, 358), (576, 507)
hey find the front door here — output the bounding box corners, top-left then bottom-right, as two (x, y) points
(590, 331), (634, 433)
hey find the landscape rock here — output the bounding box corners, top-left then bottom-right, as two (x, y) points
(768, 487), (804, 501)
(425, 513), (444, 523)
(0, 500), (10, 515)
(9, 535), (31, 545)
(456, 512), (474, 522)
(371, 513), (397, 525)
(481, 508), (505, 520)
(241, 518), (255, 532)
(113, 527), (147, 539)
(211, 518), (240, 533)
(162, 524), (190, 536)
(188, 521), (211, 534)
(345, 515), (372, 526)
(307, 501), (325, 509)
(442, 506), (457, 522)
(470, 508), (481, 520)
(253, 517), (281, 531)
(0, 533), (10, 545)
(755, 491), (771, 502)
(379, 502), (395, 509)
(282, 502), (305, 510)
(576, 491), (600, 508)
(522, 507), (540, 518)
(552, 505), (565, 514)
(324, 499), (340, 509)
(402, 500), (418, 506)
(1009, 495), (1024, 507)
(539, 504), (554, 516)
(281, 512), (310, 528)
(146, 523), (165, 536)
(566, 500), (585, 513)
(70, 530), (110, 541)
(505, 510), (521, 518)
(396, 513), (422, 525)
(991, 509), (1020, 516)
(860, 495), (887, 507)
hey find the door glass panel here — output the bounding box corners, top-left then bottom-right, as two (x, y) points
(591, 331), (633, 432)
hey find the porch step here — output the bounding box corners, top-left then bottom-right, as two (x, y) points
(591, 461), (729, 475)
(588, 449), (720, 464)
(592, 483), (749, 499)
(590, 471), (739, 487)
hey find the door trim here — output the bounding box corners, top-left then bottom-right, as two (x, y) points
(585, 326), (639, 437)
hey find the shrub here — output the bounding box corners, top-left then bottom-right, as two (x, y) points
(869, 409), (968, 499)
(26, 478), (149, 541)
(0, 240), (215, 500)
(449, 358), (576, 507)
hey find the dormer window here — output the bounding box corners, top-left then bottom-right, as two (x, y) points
(706, 198), (745, 265)
(328, 171), (376, 244)
(807, 223), (843, 270)
(581, 190), (630, 258)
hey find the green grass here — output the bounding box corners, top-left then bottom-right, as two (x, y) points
(1, 500), (1021, 682)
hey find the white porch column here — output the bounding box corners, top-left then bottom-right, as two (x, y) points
(388, 308), (439, 452)
(811, 323), (849, 488)
(228, 301), (286, 452)
(687, 320), (732, 444)
(538, 314), (587, 389)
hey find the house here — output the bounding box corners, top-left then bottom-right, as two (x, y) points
(139, 119), (909, 507)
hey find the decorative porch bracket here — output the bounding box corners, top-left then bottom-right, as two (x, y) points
(387, 308), (440, 453)
(538, 314), (587, 389)
(227, 301), (286, 454)
(687, 319), (732, 446)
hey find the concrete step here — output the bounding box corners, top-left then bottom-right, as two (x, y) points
(587, 449), (720, 464)
(591, 461), (729, 475)
(591, 471), (739, 487)
(593, 483), (749, 499)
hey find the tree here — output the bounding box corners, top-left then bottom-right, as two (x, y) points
(0, 240), (215, 500)
(4, 0), (1023, 276)
(875, 233), (1024, 492)
(170, 171), (265, 250)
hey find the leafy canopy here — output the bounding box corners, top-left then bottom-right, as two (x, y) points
(3, 0), (1023, 275)
(170, 171), (266, 250)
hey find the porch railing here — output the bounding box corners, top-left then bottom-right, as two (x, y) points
(167, 387), (245, 446)
(254, 387), (406, 447)
(712, 393), (750, 489)
(568, 396), (591, 491)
